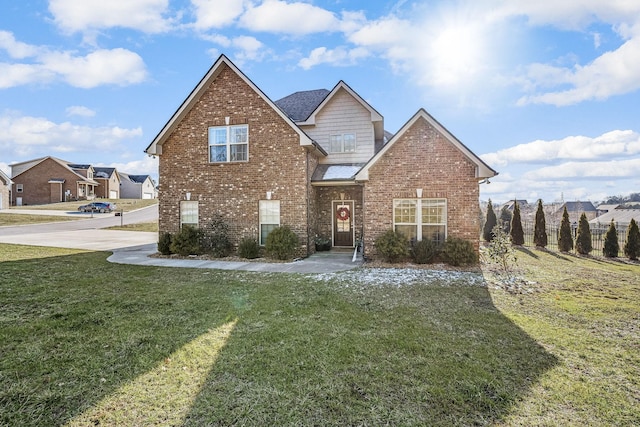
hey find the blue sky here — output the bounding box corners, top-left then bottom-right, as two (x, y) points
(1, 0), (639, 204)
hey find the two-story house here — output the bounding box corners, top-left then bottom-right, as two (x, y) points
(118, 172), (156, 199)
(93, 167), (121, 199)
(0, 169), (11, 209)
(145, 55), (497, 259)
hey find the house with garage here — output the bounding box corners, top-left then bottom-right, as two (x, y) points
(118, 172), (156, 199)
(93, 167), (121, 199)
(145, 54), (497, 258)
(0, 169), (11, 209)
(10, 156), (99, 206)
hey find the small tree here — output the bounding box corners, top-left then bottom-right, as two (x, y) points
(558, 206), (574, 253)
(510, 201), (524, 246)
(575, 213), (592, 255)
(603, 220), (619, 258)
(500, 206), (513, 234)
(483, 199), (497, 242)
(200, 214), (233, 258)
(623, 218), (640, 260)
(533, 199), (548, 248)
(485, 226), (518, 274)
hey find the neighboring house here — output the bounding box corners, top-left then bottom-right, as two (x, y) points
(590, 208), (640, 228)
(145, 55), (497, 258)
(0, 169), (11, 209)
(93, 167), (121, 199)
(10, 157), (98, 205)
(555, 201), (597, 223)
(119, 172), (156, 199)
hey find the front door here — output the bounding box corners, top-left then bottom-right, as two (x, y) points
(333, 201), (354, 247)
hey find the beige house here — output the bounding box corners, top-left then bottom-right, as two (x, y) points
(145, 55), (497, 258)
(93, 167), (121, 199)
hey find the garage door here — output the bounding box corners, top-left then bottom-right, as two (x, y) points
(110, 190), (118, 199)
(143, 192), (153, 199)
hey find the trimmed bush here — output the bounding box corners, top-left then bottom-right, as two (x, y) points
(482, 199), (497, 242)
(603, 220), (619, 258)
(533, 199), (548, 248)
(158, 232), (173, 255)
(170, 225), (203, 256)
(558, 206), (573, 253)
(441, 237), (478, 266)
(238, 237), (260, 259)
(510, 201), (524, 245)
(375, 229), (409, 263)
(624, 218), (640, 260)
(575, 213), (593, 255)
(411, 239), (439, 264)
(200, 214), (233, 258)
(265, 225), (299, 260)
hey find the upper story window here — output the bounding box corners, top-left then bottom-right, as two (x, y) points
(330, 133), (356, 153)
(16, 184), (23, 193)
(209, 124), (248, 163)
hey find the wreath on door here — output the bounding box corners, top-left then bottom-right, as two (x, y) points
(336, 206), (350, 221)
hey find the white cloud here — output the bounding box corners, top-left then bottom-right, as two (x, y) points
(191, 0), (245, 30)
(0, 34), (148, 89)
(66, 106), (96, 117)
(0, 112), (142, 158)
(523, 158), (640, 180)
(298, 46), (369, 70)
(0, 31), (40, 58)
(49, 0), (174, 34)
(482, 130), (640, 167)
(99, 155), (158, 178)
(239, 0), (339, 35)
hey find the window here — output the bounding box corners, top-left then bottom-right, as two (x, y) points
(16, 184), (23, 193)
(394, 198), (447, 244)
(329, 133), (356, 153)
(259, 200), (280, 245)
(209, 124), (248, 162)
(180, 201), (198, 227)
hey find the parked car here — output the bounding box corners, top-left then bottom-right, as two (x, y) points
(78, 202), (117, 213)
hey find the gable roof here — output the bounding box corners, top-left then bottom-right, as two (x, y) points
(93, 167), (117, 179)
(589, 209), (640, 226)
(145, 54), (318, 156)
(355, 109), (498, 181)
(0, 169), (11, 185)
(10, 156), (98, 184)
(557, 201), (597, 213)
(275, 89), (330, 122)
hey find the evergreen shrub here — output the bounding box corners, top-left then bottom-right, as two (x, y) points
(200, 214), (233, 258)
(411, 239), (439, 264)
(170, 225), (203, 256)
(624, 218), (640, 260)
(158, 232), (173, 255)
(265, 225), (299, 260)
(238, 237), (260, 259)
(375, 229), (409, 262)
(441, 237), (478, 266)
(603, 220), (619, 258)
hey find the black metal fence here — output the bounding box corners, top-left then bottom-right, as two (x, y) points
(518, 221), (629, 256)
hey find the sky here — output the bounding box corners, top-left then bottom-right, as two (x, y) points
(1, 0), (639, 205)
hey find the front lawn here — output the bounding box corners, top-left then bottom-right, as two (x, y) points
(0, 244), (638, 426)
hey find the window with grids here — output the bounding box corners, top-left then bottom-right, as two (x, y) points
(259, 200), (280, 245)
(180, 201), (198, 227)
(329, 133), (356, 153)
(393, 198), (447, 244)
(209, 124), (248, 162)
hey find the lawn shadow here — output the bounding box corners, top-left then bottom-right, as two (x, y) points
(185, 272), (559, 426)
(515, 246), (540, 259)
(0, 250), (240, 427)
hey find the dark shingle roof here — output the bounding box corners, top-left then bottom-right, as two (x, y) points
(93, 167), (116, 178)
(128, 175), (150, 183)
(275, 89), (330, 122)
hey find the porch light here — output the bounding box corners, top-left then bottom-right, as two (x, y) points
(185, 192), (191, 201)
(340, 192), (345, 201)
(416, 188), (423, 198)
(266, 191), (272, 200)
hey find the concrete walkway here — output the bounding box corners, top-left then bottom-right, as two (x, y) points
(109, 244), (363, 273)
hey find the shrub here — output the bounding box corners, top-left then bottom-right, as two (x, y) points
(441, 237), (478, 266)
(623, 218), (640, 260)
(375, 229), (409, 262)
(557, 206), (573, 253)
(200, 214), (233, 258)
(238, 237), (260, 259)
(575, 213), (592, 255)
(482, 199), (497, 242)
(411, 239), (439, 264)
(265, 225), (299, 260)
(170, 225), (203, 256)
(485, 226), (517, 273)
(500, 206), (513, 234)
(158, 232), (173, 255)
(533, 199), (548, 248)
(603, 220), (619, 258)
(510, 201), (524, 245)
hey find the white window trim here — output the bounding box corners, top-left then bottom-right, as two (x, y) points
(208, 124), (249, 163)
(329, 133), (356, 153)
(393, 198), (447, 242)
(16, 184), (23, 193)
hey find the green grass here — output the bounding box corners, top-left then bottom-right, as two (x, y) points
(104, 221), (159, 232)
(0, 214), (80, 226)
(0, 244), (638, 426)
(9, 198), (157, 212)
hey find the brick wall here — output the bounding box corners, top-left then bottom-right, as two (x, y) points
(362, 116), (481, 258)
(11, 158), (84, 205)
(158, 63), (318, 256)
(315, 185), (364, 246)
